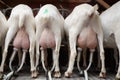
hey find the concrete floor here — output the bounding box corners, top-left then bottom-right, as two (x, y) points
(5, 66), (115, 80)
(12, 72), (115, 80)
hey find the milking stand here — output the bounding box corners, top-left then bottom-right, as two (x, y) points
(77, 47), (94, 80)
(3, 71), (15, 80)
(3, 49), (26, 80)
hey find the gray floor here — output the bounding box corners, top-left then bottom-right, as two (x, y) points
(14, 73), (115, 80)
(6, 66), (115, 80)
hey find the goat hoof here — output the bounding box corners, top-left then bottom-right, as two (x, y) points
(64, 71), (72, 78)
(115, 78), (120, 80)
(0, 72), (3, 80)
(99, 72), (106, 78)
(115, 74), (120, 80)
(31, 70), (38, 78)
(54, 71), (61, 78)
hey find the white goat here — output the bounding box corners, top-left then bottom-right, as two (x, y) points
(0, 11), (8, 79)
(35, 4), (64, 78)
(100, 1), (120, 79)
(0, 4), (36, 78)
(64, 4), (105, 78)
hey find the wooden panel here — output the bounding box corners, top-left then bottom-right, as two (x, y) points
(64, 0), (91, 3)
(96, 0), (110, 9)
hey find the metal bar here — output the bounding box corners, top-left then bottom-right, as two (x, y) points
(96, 0), (110, 9)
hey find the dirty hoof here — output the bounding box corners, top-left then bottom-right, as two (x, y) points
(99, 72), (106, 78)
(31, 70), (38, 78)
(115, 77), (120, 80)
(0, 72), (3, 80)
(64, 71), (72, 78)
(54, 71), (61, 78)
(115, 74), (120, 80)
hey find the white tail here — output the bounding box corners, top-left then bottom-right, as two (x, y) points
(19, 14), (25, 28)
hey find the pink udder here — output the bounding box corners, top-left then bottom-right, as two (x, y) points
(77, 27), (97, 49)
(39, 28), (56, 49)
(13, 28), (30, 50)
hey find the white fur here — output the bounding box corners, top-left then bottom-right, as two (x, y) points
(0, 11), (8, 47)
(0, 4), (36, 76)
(0, 11), (8, 71)
(100, 1), (120, 79)
(35, 4), (64, 78)
(64, 4), (105, 77)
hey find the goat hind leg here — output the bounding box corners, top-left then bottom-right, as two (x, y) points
(53, 32), (61, 78)
(114, 33), (120, 79)
(25, 23), (36, 78)
(0, 26), (18, 72)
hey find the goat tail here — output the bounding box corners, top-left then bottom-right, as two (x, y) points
(40, 13), (51, 24)
(89, 4), (99, 18)
(19, 14), (25, 28)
